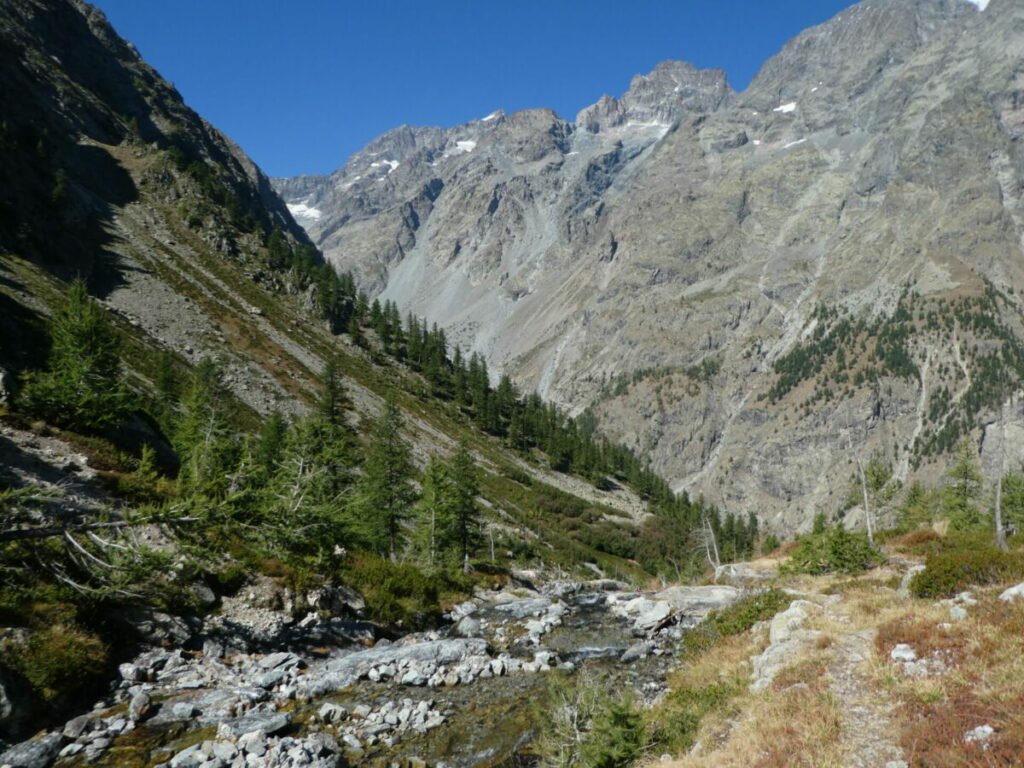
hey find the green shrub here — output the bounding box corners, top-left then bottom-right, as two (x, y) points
(18, 280), (132, 431)
(678, 588), (790, 659)
(782, 525), (883, 575)
(1, 623), (107, 704)
(579, 694), (645, 768)
(340, 554), (473, 628)
(910, 549), (1024, 598)
(534, 679), (645, 768)
(649, 680), (739, 755)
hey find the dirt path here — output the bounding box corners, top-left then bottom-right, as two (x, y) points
(826, 621), (906, 768)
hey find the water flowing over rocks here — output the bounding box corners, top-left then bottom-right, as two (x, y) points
(0, 577), (748, 768)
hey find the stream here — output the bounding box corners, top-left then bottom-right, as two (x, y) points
(1, 581), (743, 768)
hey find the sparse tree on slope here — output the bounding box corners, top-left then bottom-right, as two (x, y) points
(355, 400), (416, 559)
(20, 279), (131, 430)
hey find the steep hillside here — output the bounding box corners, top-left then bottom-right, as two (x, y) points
(277, 0), (1024, 532)
(0, 0), (660, 552)
(0, 0), (731, 752)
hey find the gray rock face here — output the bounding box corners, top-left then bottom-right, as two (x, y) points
(489, 598), (552, 619)
(0, 732), (63, 768)
(277, 0), (1024, 534)
(655, 585), (743, 618)
(750, 600), (824, 692)
(296, 638), (489, 699)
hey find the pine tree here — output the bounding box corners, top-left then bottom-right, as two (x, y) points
(354, 400), (416, 559)
(414, 457), (453, 567)
(174, 358), (235, 498)
(443, 441), (481, 566)
(943, 439), (984, 530)
(255, 410), (287, 480)
(310, 361), (359, 498)
(261, 415), (350, 557)
(20, 279), (131, 430)
(152, 350), (179, 435)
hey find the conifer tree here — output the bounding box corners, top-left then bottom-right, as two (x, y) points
(261, 415), (350, 557)
(443, 441), (482, 566)
(255, 410), (287, 480)
(20, 279), (131, 430)
(355, 400), (416, 559)
(414, 457), (453, 567)
(152, 350), (179, 435)
(943, 439), (984, 530)
(175, 358), (235, 498)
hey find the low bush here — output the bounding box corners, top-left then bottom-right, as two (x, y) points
(909, 548), (1024, 598)
(886, 528), (941, 551)
(782, 525), (883, 575)
(678, 588), (790, 659)
(533, 677), (646, 768)
(579, 694), (645, 768)
(340, 554), (473, 628)
(648, 680), (739, 755)
(1, 622), (107, 704)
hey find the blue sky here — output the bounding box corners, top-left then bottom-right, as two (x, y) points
(91, 0), (854, 178)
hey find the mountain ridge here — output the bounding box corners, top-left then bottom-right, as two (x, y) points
(274, 0), (1023, 532)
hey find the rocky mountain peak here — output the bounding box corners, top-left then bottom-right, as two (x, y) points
(743, 0), (977, 112)
(576, 60), (731, 134)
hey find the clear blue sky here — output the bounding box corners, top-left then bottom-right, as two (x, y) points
(91, 0), (854, 178)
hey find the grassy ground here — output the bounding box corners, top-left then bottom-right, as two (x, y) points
(648, 534), (1024, 768)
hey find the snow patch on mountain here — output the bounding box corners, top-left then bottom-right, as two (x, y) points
(287, 201), (322, 220)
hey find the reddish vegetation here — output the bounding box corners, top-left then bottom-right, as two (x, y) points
(875, 616), (964, 662)
(899, 686), (1024, 767)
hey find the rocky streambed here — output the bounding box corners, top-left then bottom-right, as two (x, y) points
(0, 580), (743, 768)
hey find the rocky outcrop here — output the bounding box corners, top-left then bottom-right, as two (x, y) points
(750, 599), (825, 692)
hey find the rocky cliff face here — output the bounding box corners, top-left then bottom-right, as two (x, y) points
(276, 0), (1024, 533)
(0, 0), (322, 413)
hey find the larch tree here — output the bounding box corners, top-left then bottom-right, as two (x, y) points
(355, 400), (416, 559)
(19, 279), (131, 430)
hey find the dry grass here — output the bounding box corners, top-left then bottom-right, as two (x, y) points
(877, 595), (1024, 766)
(650, 564), (1024, 767)
(653, 605), (845, 768)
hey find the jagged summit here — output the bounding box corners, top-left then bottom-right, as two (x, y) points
(575, 60), (732, 134)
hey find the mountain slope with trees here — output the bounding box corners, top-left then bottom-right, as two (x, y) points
(0, 0), (759, 745)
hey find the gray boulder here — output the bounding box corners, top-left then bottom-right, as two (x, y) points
(490, 597), (552, 619)
(897, 565), (926, 598)
(655, 585), (743, 618)
(129, 691), (153, 722)
(62, 714), (92, 740)
(453, 615), (482, 638)
(0, 732), (64, 768)
(620, 641), (653, 664)
(999, 581), (1024, 602)
(216, 711), (291, 739)
(306, 585), (366, 616)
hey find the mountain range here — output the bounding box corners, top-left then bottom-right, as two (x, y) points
(274, 0), (1024, 531)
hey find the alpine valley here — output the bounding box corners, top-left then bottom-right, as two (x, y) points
(4, 1), (1024, 768)
(276, 0), (1024, 532)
